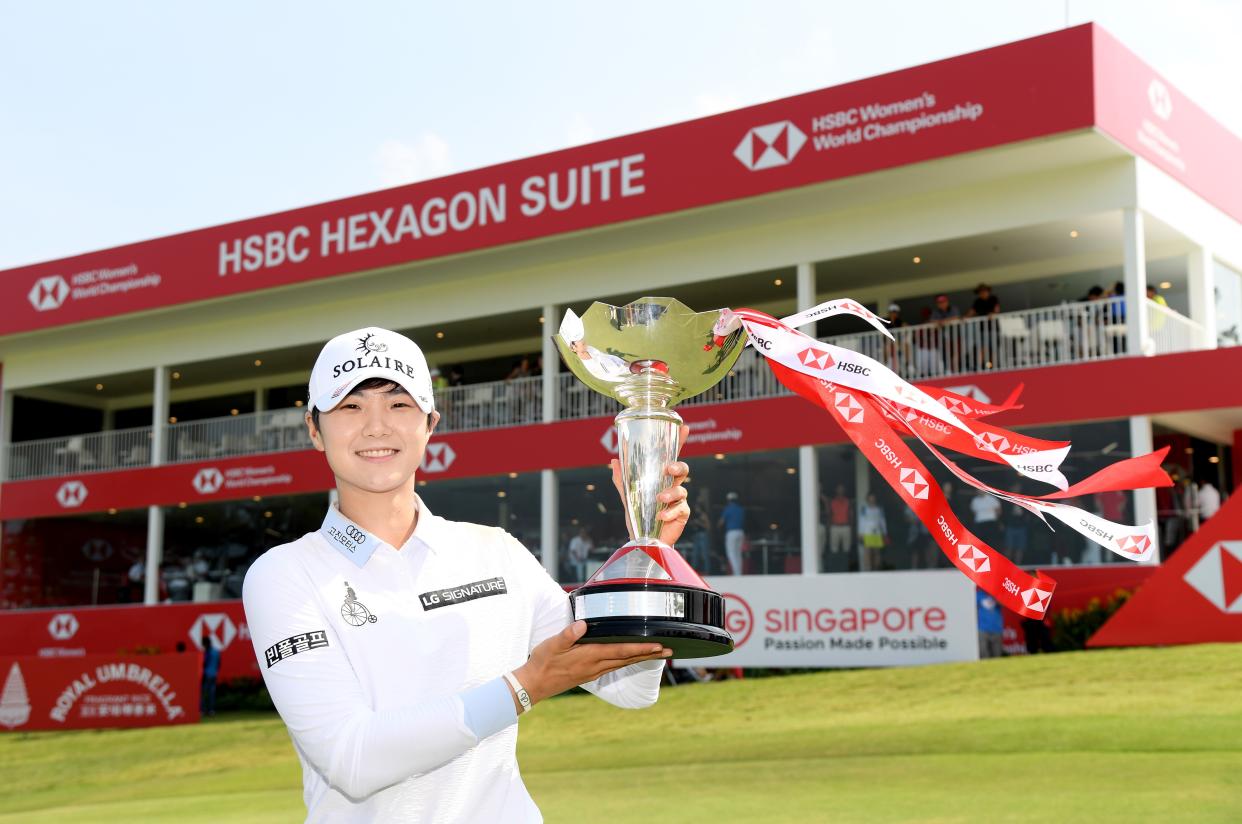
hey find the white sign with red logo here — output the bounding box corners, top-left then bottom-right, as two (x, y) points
(679, 570), (978, 668)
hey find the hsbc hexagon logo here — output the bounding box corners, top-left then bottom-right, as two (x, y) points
(1183, 541), (1242, 613)
(973, 432), (1011, 455)
(600, 426), (618, 455)
(190, 613), (237, 650)
(797, 347), (834, 371)
(55, 480), (88, 508)
(898, 467), (929, 500)
(1021, 585), (1052, 613)
(27, 275), (70, 312)
(734, 121), (807, 170)
(47, 613), (79, 641)
(1148, 78), (1173, 121)
(80, 538), (114, 563)
(833, 391), (864, 424)
(193, 467), (224, 495)
(421, 442), (456, 473)
(957, 543), (990, 574)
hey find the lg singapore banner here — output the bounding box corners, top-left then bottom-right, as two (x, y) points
(1, 26), (1096, 336)
(680, 570), (978, 668)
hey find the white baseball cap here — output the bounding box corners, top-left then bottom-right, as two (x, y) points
(308, 327), (436, 414)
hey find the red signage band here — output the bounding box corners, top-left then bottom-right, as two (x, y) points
(2, 27), (1101, 336)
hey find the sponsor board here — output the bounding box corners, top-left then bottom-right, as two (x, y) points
(0, 653), (199, 731)
(0, 602), (256, 682)
(679, 570), (978, 668)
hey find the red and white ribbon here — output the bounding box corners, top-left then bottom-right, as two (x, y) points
(727, 304), (1172, 617)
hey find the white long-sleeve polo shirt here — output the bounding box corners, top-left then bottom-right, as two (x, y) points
(242, 496), (663, 823)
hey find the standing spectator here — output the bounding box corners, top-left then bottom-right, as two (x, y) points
(447, 365), (465, 387)
(965, 283), (1001, 369)
(857, 493), (888, 571)
(125, 559), (144, 603)
(1199, 479), (1222, 521)
(930, 294), (962, 372)
(1080, 286), (1107, 356)
(201, 633), (221, 718)
(827, 484), (853, 561)
(970, 490), (1003, 550)
(976, 589), (1003, 659)
(685, 510), (713, 573)
(1004, 502), (1030, 566)
(567, 527), (594, 583)
(718, 492), (746, 575)
(1182, 476), (1202, 535)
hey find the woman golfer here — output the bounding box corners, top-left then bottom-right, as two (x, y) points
(242, 327), (690, 822)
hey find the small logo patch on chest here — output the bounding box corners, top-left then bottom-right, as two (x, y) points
(419, 577), (508, 610)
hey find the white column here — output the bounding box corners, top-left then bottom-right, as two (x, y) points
(542, 303), (558, 424)
(854, 451), (870, 571)
(795, 263), (820, 575)
(1188, 246), (1218, 349)
(145, 366), (170, 605)
(541, 469), (559, 580)
(799, 446), (819, 575)
(254, 387), (267, 413)
(0, 389), (12, 482)
(1129, 415), (1159, 564)
(1122, 208), (1150, 356)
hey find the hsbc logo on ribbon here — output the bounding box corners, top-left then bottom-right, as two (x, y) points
(898, 468), (929, 500)
(834, 391), (864, 423)
(973, 432), (1011, 454)
(421, 442), (456, 473)
(1182, 541), (1242, 613)
(193, 467), (224, 495)
(27, 275), (70, 312)
(190, 613), (237, 650)
(55, 480), (88, 508)
(797, 347), (834, 370)
(47, 613), (80, 641)
(734, 121), (807, 170)
(1021, 585), (1052, 613)
(1116, 534), (1152, 557)
(956, 543), (990, 574)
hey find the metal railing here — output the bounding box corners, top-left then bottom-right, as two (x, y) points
(821, 297), (1199, 382)
(1, 297), (1207, 481)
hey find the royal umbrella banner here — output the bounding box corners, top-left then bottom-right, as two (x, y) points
(720, 304), (1172, 619)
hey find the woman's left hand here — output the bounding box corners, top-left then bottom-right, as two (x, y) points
(610, 424), (691, 547)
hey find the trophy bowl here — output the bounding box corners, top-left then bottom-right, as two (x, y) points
(555, 297), (745, 658)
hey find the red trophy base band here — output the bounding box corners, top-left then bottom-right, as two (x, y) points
(569, 543), (734, 659)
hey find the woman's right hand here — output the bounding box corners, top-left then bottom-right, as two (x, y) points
(511, 621), (670, 707)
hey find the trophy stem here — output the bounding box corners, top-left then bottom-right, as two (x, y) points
(614, 363), (682, 543)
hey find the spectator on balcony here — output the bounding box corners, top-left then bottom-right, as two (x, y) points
(930, 294), (962, 373)
(447, 365), (465, 387)
(1147, 284), (1168, 335)
(883, 303), (910, 372)
(429, 367), (448, 392)
(506, 356), (533, 382)
(964, 283), (1001, 370)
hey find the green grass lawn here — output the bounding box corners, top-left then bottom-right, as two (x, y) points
(2, 645), (1239, 823)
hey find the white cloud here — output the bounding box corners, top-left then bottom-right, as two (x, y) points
(374, 133), (453, 187)
(566, 113), (597, 146)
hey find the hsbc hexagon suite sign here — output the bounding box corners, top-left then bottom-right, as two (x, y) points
(27, 275), (69, 311)
(55, 481), (88, 508)
(421, 442), (456, 473)
(734, 121), (807, 170)
(192, 467), (224, 494)
(47, 614), (79, 641)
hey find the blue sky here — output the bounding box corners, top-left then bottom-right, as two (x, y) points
(2, 0), (1239, 270)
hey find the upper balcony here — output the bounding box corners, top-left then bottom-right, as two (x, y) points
(2, 296), (1205, 482)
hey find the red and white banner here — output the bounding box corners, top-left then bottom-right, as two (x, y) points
(1090, 488), (1242, 647)
(0, 653), (199, 731)
(0, 601), (257, 682)
(678, 571), (978, 668)
(0, 27), (1104, 336)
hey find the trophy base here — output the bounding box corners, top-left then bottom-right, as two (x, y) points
(580, 617), (735, 659)
(571, 579), (734, 659)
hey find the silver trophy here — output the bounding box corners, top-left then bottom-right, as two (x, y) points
(555, 297), (745, 657)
